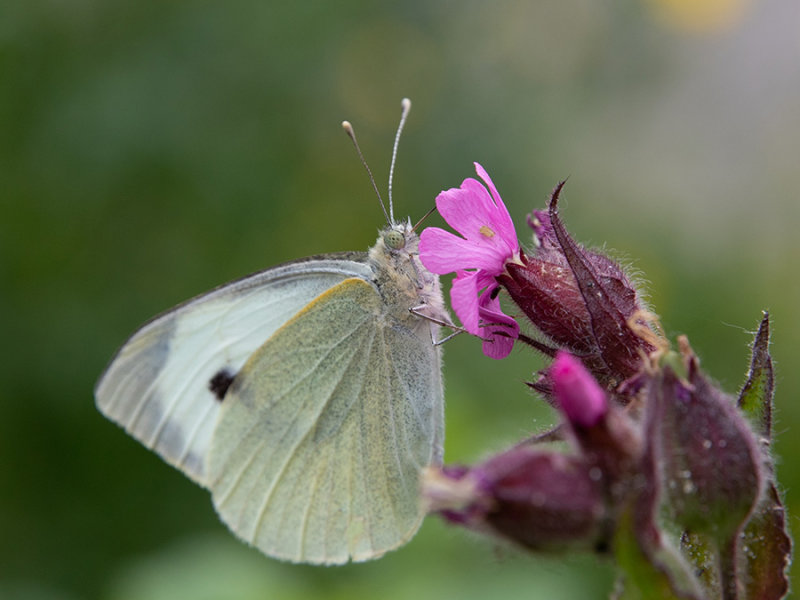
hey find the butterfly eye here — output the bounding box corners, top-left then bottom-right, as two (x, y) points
(384, 229), (406, 250)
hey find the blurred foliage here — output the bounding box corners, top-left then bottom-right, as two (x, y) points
(1, 0), (798, 598)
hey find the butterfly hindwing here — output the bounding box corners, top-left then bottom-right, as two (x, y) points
(94, 256), (372, 484)
(207, 277), (443, 564)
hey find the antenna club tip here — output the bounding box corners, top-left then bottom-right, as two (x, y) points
(401, 98), (411, 110)
(342, 120), (353, 132)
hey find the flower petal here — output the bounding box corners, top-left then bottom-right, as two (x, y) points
(477, 286), (519, 360)
(458, 179), (517, 258)
(482, 328), (515, 360)
(435, 182), (498, 243)
(474, 162), (518, 252)
(420, 227), (515, 274)
(450, 271), (481, 334)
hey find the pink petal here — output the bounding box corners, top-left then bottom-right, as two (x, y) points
(479, 286), (517, 326)
(435, 183), (498, 243)
(478, 284), (502, 312)
(433, 188), (513, 275)
(450, 271), (481, 334)
(458, 179), (517, 257)
(479, 294), (519, 359)
(475, 270), (501, 294)
(436, 171), (518, 262)
(419, 227), (515, 274)
(482, 329), (515, 360)
(473, 163), (518, 253)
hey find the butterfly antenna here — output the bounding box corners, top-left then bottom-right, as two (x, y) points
(388, 98), (411, 224)
(412, 204), (438, 233)
(342, 120), (391, 225)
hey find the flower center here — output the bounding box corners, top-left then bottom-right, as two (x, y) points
(479, 225), (495, 238)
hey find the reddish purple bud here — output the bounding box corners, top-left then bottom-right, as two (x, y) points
(497, 182), (657, 394)
(548, 352), (642, 503)
(648, 341), (764, 540)
(423, 447), (606, 553)
(552, 351), (608, 428)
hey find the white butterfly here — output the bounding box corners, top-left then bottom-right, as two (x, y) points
(95, 100), (451, 564)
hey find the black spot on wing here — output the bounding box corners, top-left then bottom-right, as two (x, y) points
(209, 368), (235, 401)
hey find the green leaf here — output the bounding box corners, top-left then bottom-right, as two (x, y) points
(613, 508), (702, 600)
(734, 312), (791, 599)
(738, 482), (792, 600)
(737, 312), (773, 439)
(680, 531), (720, 596)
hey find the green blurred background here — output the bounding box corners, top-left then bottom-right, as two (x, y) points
(2, 1), (798, 598)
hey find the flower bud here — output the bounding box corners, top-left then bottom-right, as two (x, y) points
(551, 351), (642, 500)
(647, 340), (764, 540)
(497, 182), (658, 393)
(423, 447), (607, 553)
(552, 351), (607, 428)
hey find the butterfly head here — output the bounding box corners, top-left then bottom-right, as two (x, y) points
(382, 223), (411, 252)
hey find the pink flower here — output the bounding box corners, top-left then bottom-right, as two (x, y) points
(420, 163), (520, 359)
(419, 163), (518, 275)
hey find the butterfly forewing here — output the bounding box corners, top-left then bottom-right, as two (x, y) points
(95, 256), (372, 484)
(207, 277), (443, 564)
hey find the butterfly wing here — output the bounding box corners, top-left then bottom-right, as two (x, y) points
(94, 255), (373, 484)
(207, 277), (443, 564)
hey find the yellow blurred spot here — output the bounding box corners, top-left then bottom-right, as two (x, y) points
(648, 0), (750, 33)
(479, 225), (495, 238)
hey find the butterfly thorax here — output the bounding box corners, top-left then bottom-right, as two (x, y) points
(368, 222), (449, 328)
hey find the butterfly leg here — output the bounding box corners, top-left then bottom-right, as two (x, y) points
(431, 329), (463, 346)
(409, 305), (466, 345)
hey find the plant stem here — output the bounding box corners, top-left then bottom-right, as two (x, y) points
(719, 534), (740, 600)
